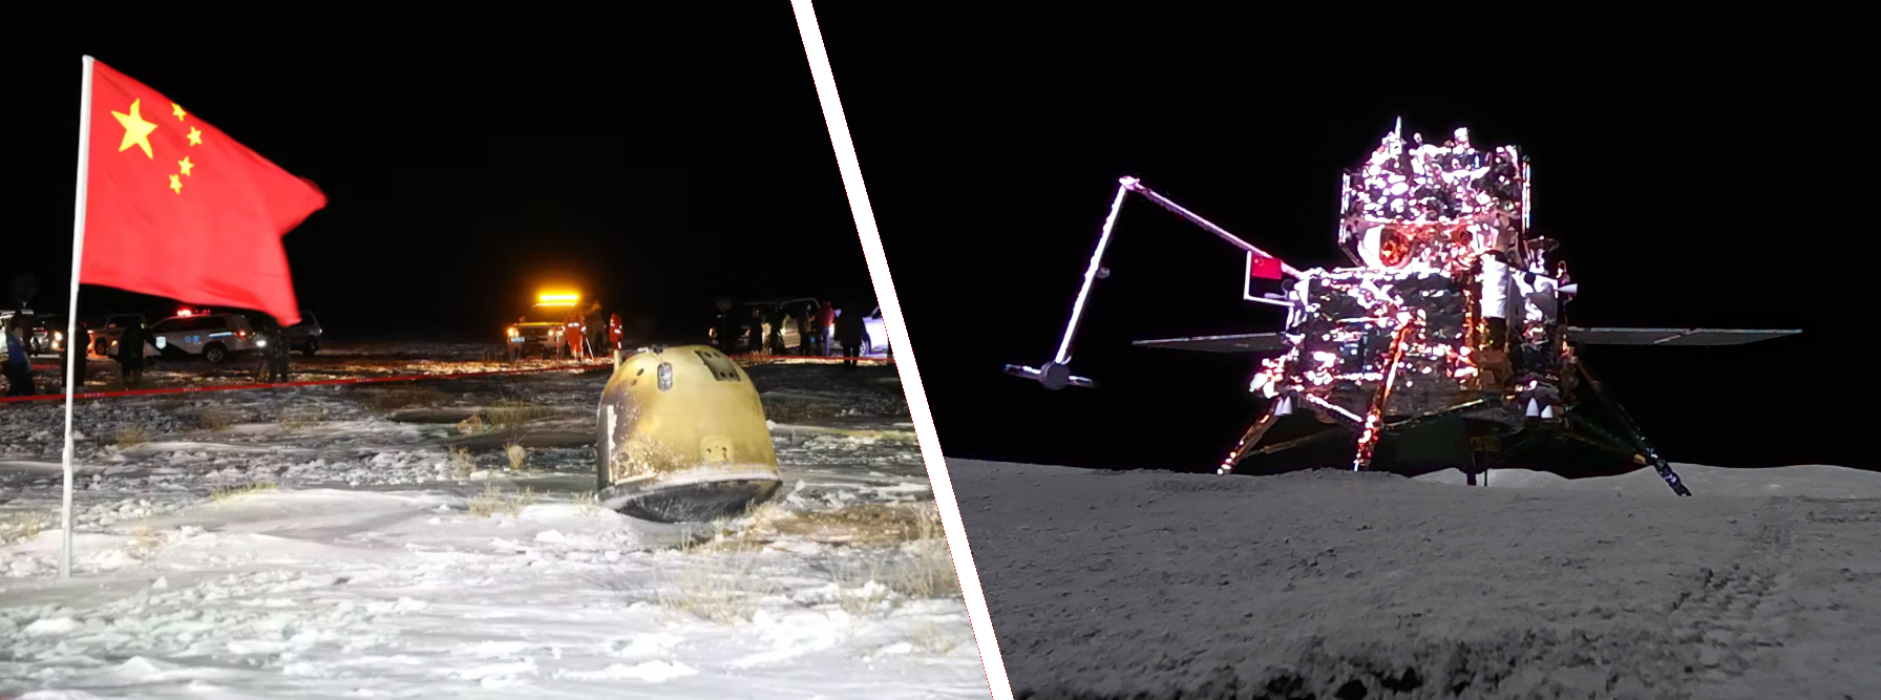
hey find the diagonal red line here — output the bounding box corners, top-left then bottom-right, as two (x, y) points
(0, 362), (613, 404)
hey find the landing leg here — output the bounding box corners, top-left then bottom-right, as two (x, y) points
(1352, 319), (1421, 471)
(1219, 405), (1280, 475)
(1570, 361), (1692, 497)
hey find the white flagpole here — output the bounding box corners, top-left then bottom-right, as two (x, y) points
(61, 55), (95, 579)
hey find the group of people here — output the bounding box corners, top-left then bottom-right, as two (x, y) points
(560, 301), (623, 360)
(252, 319), (293, 384)
(714, 299), (871, 368)
(0, 316), (156, 396)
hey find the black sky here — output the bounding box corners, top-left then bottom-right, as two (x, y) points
(8, 11), (1869, 472)
(10, 8), (870, 342)
(818, 11), (1867, 472)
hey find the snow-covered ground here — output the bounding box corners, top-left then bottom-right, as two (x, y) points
(0, 345), (982, 699)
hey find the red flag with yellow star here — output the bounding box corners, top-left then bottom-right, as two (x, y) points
(78, 57), (325, 327)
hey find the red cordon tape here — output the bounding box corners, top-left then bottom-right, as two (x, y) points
(0, 362), (613, 404)
(2, 353), (892, 404)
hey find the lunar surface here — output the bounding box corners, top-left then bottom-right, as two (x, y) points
(949, 459), (1881, 700)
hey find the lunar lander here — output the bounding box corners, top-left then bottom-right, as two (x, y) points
(1004, 120), (1799, 496)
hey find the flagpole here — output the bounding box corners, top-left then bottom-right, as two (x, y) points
(61, 55), (95, 579)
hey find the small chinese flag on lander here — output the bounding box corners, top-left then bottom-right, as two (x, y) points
(1248, 251), (1283, 280)
(77, 57), (325, 327)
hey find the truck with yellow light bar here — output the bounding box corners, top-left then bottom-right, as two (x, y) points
(506, 292), (585, 361)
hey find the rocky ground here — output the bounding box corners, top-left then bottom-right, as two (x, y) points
(949, 459), (1881, 700)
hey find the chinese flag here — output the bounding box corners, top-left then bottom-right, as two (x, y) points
(78, 58), (325, 327)
(1249, 251), (1283, 280)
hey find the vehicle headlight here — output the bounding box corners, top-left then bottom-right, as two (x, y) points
(257, 339), (268, 348)
(54, 331), (63, 341)
(507, 327), (519, 338)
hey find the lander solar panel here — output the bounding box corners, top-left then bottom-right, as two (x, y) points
(1562, 328), (1802, 347)
(1134, 328), (1802, 353)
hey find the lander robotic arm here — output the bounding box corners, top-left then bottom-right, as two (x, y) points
(1004, 176), (1299, 390)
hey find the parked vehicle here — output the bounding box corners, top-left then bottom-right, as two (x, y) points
(0, 310), (64, 357)
(707, 298), (821, 353)
(859, 306), (890, 356)
(284, 312), (323, 356)
(145, 311), (262, 364)
(507, 292), (586, 361)
(84, 313), (149, 357)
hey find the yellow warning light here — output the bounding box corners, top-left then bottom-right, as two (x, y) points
(538, 292), (580, 305)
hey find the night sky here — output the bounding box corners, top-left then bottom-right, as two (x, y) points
(9, 12), (1867, 473)
(820, 12), (1864, 473)
(11, 8), (870, 343)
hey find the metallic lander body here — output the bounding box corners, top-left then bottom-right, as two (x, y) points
(1005, 120), (1800, 496)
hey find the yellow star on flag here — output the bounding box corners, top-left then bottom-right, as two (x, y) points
(112, 98), (159, 159)
(169, 173), (183, 194)
(178, 157), (194, 176)
(187, 127), (203, 146)
(172, 102), (187, 121)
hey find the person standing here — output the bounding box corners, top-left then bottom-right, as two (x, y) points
(835, 301), (865, 369)
(770, 305), (789, 355)
(271, 324), (292, 382)
(794, 302), (814, 356)
(746, 306), (766, 356)
(257, 319), (291, 383)
(115, 319), (149, 390)
(561, 305), (587, 360)
(714, 299), (741, 356)
(2, 316), (36, 396)
(582, 300), (605, 358)
(68, 320), (89, 390)
(816, 300), (835, 356)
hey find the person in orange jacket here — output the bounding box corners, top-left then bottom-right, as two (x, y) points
(562, 306), (587, 360)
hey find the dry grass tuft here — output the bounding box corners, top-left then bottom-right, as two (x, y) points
(449, 447), (478, 480)
(197, 405), (236, 431)
(360, 385), (447, 413)
(906, 618), (965, 656)
(682, 498), (790, 552)
(484, 401), (554, 428)
(467, 483), (538, 518)
(654, 536), (778, 625)
(832, 558), (893, 616)
(115, 425), (154, 447)
(765, 502), (939, 547)
(815, 504), (960, 616)
(210, 480), (278, 502)
(882, 503), (963, 601)
(573, 491), (603, 516)
(276, 405), (326, 431)
(128, 525), (168, 557)
(0, 511), (49, 546)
